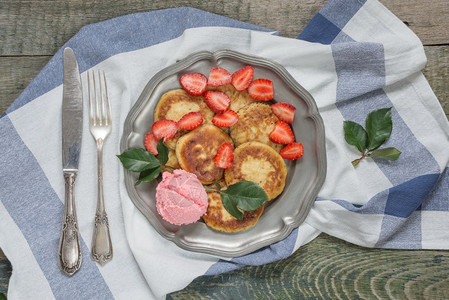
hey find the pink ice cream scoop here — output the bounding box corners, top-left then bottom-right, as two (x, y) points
(156, 169), (208, 225)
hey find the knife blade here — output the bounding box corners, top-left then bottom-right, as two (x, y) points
(58, 47), (83, 276)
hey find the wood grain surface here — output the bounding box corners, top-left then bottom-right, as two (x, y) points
(1, 0), (448, 298)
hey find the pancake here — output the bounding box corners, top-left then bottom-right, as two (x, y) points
(154, 89), (214, 149)
(162, 149), (180, 173)
(208, 84), (257, 113)
(230, 102), (283, 152)
(224, 141), (287, 200)
(202, 191), (264, 232)
(176, 124), (233, 184)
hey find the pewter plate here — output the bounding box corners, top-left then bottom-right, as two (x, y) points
(120, 50), (326, 257)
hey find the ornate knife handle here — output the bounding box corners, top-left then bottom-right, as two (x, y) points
(58, 172), (82, 276)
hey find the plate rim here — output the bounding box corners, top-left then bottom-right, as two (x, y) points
(120, 49), (327, 257)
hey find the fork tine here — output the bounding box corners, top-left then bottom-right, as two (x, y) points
(88, 70), (95, 125)
(102, 71), (111, 126)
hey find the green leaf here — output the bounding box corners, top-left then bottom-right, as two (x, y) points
(369, 147), (401, 161)
(220, 181), (268, 220)
(214, 181), (221, 190)
(343, 120), (368, 153)
(221, 193), (243, 220)
(135, 166), (162, 185)
(157, 140), (169, 165)
(117, 148), (160, 172)
(365, 107), (392, 150)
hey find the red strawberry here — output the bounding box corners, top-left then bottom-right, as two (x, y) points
(177, 112), (203, 130)
(280, 143), (304, 160)
(208, 67), (232, 87)
(231, 66), (254, 91)
(269, 121), (295, 144)
(144, 132), (158, 155)
(212, 110), (239, 127)
(248, 78), (274, 101)
(179, 73), (207, 96)
(214, 143), (234, 169)
(152, 119), (178, 141)
(204, 90), (230, 113)
(271, 102), (296, 124)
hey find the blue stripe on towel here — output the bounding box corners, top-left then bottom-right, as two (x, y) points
(0, 117), (113, 299)
(4, 7), (274, 117)
(205, 228), (299, 275)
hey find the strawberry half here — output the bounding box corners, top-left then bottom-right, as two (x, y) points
(152, 119), (178, 141)
(269, 121), (295, 144)
(212, 110), (239, 127)
(231, 66), (254, 91)
(214, 143), (234, 169)
(179, 73), (207, 96)
(204, 90), (230, 113)
(207, 67), (232, 87)
(248, 78), (274, 101)
(177, 112), (203, 130)
(280, 143), (304, 160)
(271, 102), (296, 124)
(144, 132), (158, 155)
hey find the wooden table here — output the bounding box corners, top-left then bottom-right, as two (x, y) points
(1, 0), (448, 298)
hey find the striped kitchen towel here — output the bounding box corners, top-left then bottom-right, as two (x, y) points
(1, 0), (448, 299)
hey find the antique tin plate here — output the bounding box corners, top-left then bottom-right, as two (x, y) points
(120, 50), (326, 257)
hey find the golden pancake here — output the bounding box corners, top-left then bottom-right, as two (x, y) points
(208, 84), (257, 113)
(154, 89), (214, 149)
(162, 149), (180, 173)
(230, 102), (283, 152)
(176, 124), (233, 184)
(224, 141), (287, 200)
(202, 191), (264, 232)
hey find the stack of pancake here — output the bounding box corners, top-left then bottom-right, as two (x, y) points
(154, 85), (287, 232)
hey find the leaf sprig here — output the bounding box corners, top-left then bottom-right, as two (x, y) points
(343, 107), (401, 166)
(205, 181), (268, 220)
(117, 142), (268, 220)
(117, 140), (169, 186)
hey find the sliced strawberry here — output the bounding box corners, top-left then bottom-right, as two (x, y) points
(269, 121), (295, 144)
(208, 67), (232, 87)
(177, 112), (203, 130)
(231, 66), (254, 91)
(204, 90), (230, 113)
(248, 78), (274, 101)
(152, 119), (178, 141)
(280, 143), (304, 160)
(214, 143), (234, 169)
(179, 73), (207, 96)
(144, 132), (158, 155)
(271, 102), (296, 124)
(212, 110), (239, 127)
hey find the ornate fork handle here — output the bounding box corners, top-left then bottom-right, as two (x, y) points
(59, 172), (82, 276)
(91, 137), (113, 265)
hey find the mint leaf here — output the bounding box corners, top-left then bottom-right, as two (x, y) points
(343, 121), (368, 153)
(135, 166), (162, 186)
(157, 140), (169, 165)
(369, 147), (401, 161)
(220, 181), (268, 220)
(117, 148), (160, 172)
(365, 107), (392, 150)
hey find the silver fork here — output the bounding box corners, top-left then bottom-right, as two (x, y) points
(88, 70), (113, 265)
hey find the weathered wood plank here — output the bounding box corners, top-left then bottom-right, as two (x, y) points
(382, 0), (449, 46)
(168, 234), (449, 299)
(424, 46), (449, 117)
(0, 0), (448, 58)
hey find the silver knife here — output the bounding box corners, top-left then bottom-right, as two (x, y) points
(58, 47), (83, 276)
